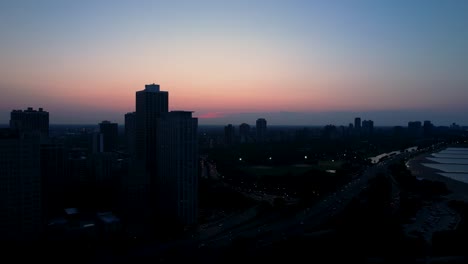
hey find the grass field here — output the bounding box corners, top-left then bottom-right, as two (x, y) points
(241, 159), (344, 177)
(242, 165), (314, 177)
(317, 160), (344, 170)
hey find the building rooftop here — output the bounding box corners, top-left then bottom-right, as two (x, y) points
(11, 107), (48, 113)
(145, 83), (160, 92)
(166, 111), (195, 118)
(97, 212), (120, 224)
(64, 208), (79, 215)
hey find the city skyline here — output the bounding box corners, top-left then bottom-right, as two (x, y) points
(1, 0), (467, 125)
(2, 107), (466, 127)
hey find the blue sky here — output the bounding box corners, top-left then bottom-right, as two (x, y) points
(0, 0), (467, 125)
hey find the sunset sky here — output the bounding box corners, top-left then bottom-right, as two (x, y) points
(1, 0), (467, 125)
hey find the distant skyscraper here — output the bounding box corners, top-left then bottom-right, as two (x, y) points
(239, 123), (251, 143)
(99, 120), (118, 152)
(157, 111), (198, 226)
(256, 118), (267, 143)
(10, 107), (49, 140)
(354, 117), (361, 130)
(362, 120), (374, 136)
(0, 129), (42, 240)
(125, 112), (136, 156)
(423, 120), (433, 137)
(408, 121), (422, 137)
(224, 124), (235, 145)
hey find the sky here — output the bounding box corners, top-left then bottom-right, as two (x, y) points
(0, 0), (467, 126)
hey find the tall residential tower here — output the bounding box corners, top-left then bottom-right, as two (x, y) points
(128, 84), (198, 228)
(256, 118), (267, 143)
(10, 107), (49, 140)
(157, 111), (198, 226)
(135, 84), (168, 174)
(0, 129), (42, 239)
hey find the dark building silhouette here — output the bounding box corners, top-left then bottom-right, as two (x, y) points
(125, 112), (136, 156)
(450, 122), (461, 130)
(224, 124), (235, 145)
(362, 120), (374, 136)
(239, 123), (251, 143)
(323, 124), (338, 140)
(125, 84), (168, 234)
(67, 148), (91, 197)
(256, 118), (267, 143)
(354, 117), (361, 130)
(41, 142), (67, 218)
(90, 151), (120, 209)
(157, 111), (198, 226)
(135, 84), (168, 175)
(423, 120), (433, 137)
(99, 120), (118, 152)
(92, 132), (104, 153)
(10, 107), (49, 140)
(0, 129), (42, 240)
(408, 121), (423, 137)
(126, 83), (198, 231)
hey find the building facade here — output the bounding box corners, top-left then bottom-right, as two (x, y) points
(224, 124), (235, 145)
(10, 107), (49, 140)
(135, 84), (168, 174)
(157, 111), (198, 226)
(256, 118), (267, 142)
(99, 120), (118, 152)
(127, 84), (198, 230)
(0, 129), (42, 240)
(125, 112), (136, 156)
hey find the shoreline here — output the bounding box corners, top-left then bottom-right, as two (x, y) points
(408, 151), (468, 202)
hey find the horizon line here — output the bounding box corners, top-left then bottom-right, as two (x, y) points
(1, 123), (467, 128)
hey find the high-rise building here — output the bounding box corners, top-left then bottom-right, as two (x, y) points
(362, 120), (374, 136)
(408, 121), (423, 137)
(99, 121), (118, 152)
(125, 112), (136, 156)
(354, 117), (361, 130)
(135, 84), (168, 173)
(256, 118), (267, 143)
(91, 152), (120, 209)
(10, 107), (49, 140)
(130, 83), (198, 229)
(40, 142), (67, 218)
(0, 129), (42, 240)
(224, 124), (235, 145)
(157, 111), (198, 226)
(423, 120), (433, 137)
(239, 123), (251, 143)
(134, 84), (169, 228)
(92, 132), (104, 153)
